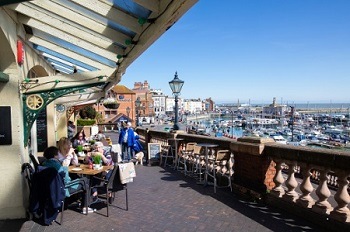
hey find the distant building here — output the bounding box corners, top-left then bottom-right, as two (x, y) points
(262, 97), (287, 117)
(133, 81), (154, 120)
(150, 89), (167, 117)
(95, 85), (136, 124)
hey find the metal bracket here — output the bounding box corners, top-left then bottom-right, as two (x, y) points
(23, 82), (104, 146)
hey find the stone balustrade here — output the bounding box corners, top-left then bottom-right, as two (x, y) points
(136, 128), (350, 228)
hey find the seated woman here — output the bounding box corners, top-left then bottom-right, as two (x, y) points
(57, 137), (79, 167)
(84, 141), (114, 204)
(84, 141), (113, 166)
(71, 130), (87, 148)
(42, 146), (91, 211)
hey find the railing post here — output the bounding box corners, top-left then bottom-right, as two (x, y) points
(296, 163), (315, 208)
(312, 168), (333, 215)
(329, 170), (350, 222)
(282, 161), (299, 202)
(270, 158), (285, 198)
(231, 137), (275, 194)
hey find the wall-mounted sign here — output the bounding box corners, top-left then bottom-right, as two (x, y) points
(0, 106), (12, 145)
(17, 40), (25, 66)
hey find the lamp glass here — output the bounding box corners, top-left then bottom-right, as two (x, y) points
(169, 72), (184, 94)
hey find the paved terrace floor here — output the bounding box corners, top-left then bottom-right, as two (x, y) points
(1, 164), (325, 232)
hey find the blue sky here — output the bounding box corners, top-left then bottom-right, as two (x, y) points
(119, 0), (350, 105)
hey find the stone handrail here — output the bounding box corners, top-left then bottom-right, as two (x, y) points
(265, 144), (350, 224)
(136, 128), (350, 226)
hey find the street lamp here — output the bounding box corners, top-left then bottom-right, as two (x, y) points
(135, 97), (141, 126)
(231, 109), (234, 138)
(126, 106), (130, 118)
(289, 106), (295, 142)
(169, 71), (184, 131)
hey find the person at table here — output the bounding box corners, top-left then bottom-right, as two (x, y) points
(84, 141), (113, 166)
(94, 130), (106, 141)
(118, 121), (136, 162)
(42, 146), (91, 202)
(71, 130), (87, 148)
(57, 137), (79, 167)
(67, 121), (76, 140)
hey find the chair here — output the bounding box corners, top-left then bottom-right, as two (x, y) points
(177, 142), (196, 175)
(191, 145), (205, 179)
(90, 164), (128, 217)
(24, 164), (89, 225)
(29, 154), (40, 172)
(159, 144), (172, 167)
(28, 166), (66, 225)
(21, 163), (34, 190)
(211, 150), (233, 193)
(60, 177), (89, 222)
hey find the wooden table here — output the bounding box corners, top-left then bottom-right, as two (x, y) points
(68, 164), (113, 176)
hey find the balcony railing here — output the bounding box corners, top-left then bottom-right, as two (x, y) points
(136, 128), (350, 229)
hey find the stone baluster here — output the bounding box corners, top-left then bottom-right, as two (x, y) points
(228, 155), (234, 177)
(329, 170), (350, 222)
(312, 168), (333, 214)
(296, 163), (315, 208)
(221, 160), (227, 175)
(271, 159), (285, 198)
(283, 161), (299, 202)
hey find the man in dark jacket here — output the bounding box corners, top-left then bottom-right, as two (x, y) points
(118, 122), (136, 162)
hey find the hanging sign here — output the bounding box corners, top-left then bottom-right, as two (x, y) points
(17, 40), (25, 65)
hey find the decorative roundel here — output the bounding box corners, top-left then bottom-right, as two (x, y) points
(56, 104), (66, 112)
(26, 94), (44, 110)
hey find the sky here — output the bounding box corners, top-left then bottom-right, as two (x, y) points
(119, 0), (350, 105)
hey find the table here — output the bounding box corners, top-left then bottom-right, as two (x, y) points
(68, 164), (113, 176)
(167, 138), (184, 170)
(196, 143), (218, 185)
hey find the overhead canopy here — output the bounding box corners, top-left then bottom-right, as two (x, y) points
(4, 0), (198, 103)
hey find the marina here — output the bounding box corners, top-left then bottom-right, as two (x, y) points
(175, 103), (350, 150)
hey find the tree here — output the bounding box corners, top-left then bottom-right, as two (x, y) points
(79, 105), (97, 119)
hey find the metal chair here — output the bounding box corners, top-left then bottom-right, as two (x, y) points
(159, 144), (173, 167)
(177, 142), (196, 175)
(90, 164), (128, 217)
(29, 154), (40, 172)
(211, 150), (233, 193)
(24, 164), (89, 225)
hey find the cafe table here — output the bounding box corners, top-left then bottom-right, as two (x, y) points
(69, 164), (113, 176)
(196, 143), (218, 186)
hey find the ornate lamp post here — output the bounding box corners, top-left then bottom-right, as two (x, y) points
(135, 97), (141, 127)
(126, 106), (130, 118)
(289, 106), (295, 142)
(169, 72), (184, 131)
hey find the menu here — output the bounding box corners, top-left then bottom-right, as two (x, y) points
(36, 109), (47, 152)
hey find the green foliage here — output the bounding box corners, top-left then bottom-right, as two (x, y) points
(77, 119), (96, 126)
(93, 155), (102, 164)
(95, 112), (104, 124)
(79, 105), (97, 119)
(89, 140), (96, 145)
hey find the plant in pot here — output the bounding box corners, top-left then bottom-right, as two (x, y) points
(77, 145), (84, 156)
(92, 155), (102, 170)
(103, 98), (120, 109)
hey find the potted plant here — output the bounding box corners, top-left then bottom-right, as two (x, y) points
(103, 98), (120, 109)
(93, 155), (102, 170)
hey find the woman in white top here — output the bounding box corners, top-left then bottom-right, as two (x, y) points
(57, 137), (79, 166)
